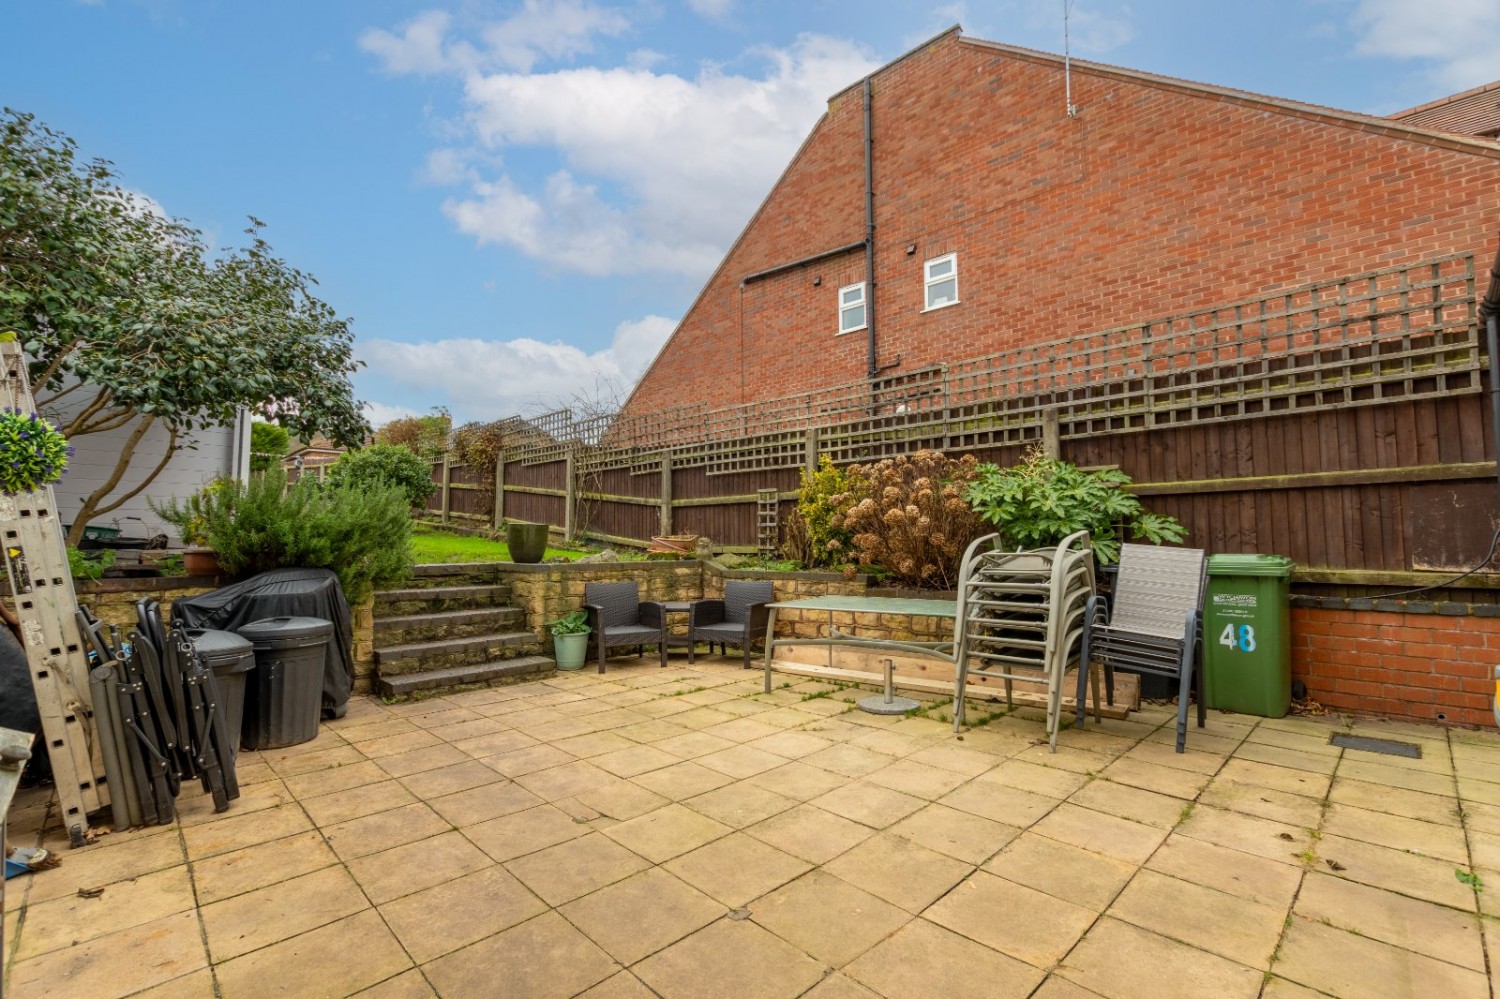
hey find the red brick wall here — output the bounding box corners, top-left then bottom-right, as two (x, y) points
(1292, 606), (1498, 727)
(625, 33), (1500, 418)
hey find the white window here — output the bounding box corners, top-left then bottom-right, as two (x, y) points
(838, 282), (867, 334)
(924, 253), (958, 311)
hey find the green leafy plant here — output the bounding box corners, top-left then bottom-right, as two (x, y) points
(0, 408), (70, 495)
(548, 610), (591, 636)
(154, 468), (412, 601)
(249, 421), (290, 474)
(840, 450), (983, 589)
(965, 445), (1187, 564)
(1457, 868), (1484, 891)
(789, 455), (859, 569)
(325, 443), (436, 510)
(150, 478), (235, 546)
(66, 546), (114, 580)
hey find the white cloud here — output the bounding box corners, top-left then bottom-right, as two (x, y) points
(362, 400), (421, 428)
(437, 33), (879, 277)
(686, 0), (734, 20)
(360, 2), (630, 76)
(360, 315), (676, 421)
(359, 10), (456, 75)
(1351, 0), (1500, 92)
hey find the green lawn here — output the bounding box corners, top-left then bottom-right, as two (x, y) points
(409, 523), (582, 563)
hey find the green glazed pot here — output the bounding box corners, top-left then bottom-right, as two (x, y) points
(506, 521), (549, 564)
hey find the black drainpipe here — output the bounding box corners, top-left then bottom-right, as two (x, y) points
(864, 77), (878, 382)
(1483, 238), (1500, 495)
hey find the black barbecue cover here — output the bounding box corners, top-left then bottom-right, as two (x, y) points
(172, 568), (353, 716)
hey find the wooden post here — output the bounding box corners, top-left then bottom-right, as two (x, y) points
(493, 450), (506, 527)
(1042, 408), (1061, 459)
(659, 452), (673, 537)
(440, 454), (452, 523)
(564, 447), (576, 541)
(805, 426), (820, 471)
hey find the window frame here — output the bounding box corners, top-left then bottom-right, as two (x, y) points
(838, 281), (867, 335)
(923, 253), (959, 312)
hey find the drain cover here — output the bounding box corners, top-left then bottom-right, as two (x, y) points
(1329, 733), (1422, 759)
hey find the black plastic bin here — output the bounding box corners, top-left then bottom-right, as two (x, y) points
(186, 628), (256, 762)
(236, 617), (335, 750)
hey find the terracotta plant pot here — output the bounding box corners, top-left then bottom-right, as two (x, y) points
(505, 522), (549, 564)
(182, 548), (221, 576)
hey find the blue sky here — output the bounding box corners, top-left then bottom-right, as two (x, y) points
(5, 0), (1496, 428)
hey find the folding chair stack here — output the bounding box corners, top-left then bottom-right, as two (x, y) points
(1074, 543), (1208, 752)
(78, 600), (240, 829)
(951, 530), (1095, 751)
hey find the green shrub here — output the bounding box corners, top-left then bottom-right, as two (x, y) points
(791, 456), (859, 569)
(964, 445), (1187, 564)
(150, 477), (234, 545)
(840, 450), (983, 589)
(67, 546), (114, 580)
(249, 421), (290, 474)
(325, 443), (435, 510)
(153, 468), (412, 601)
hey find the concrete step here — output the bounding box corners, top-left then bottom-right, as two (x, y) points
(374, 631), (540, 676)
(375, 584), (514, 615)
(375, 606), (526, 645)
(377, 655), (554, 699)
(401, 562), (504, 588)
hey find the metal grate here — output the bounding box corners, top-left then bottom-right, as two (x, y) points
(1329, 733), (1423, 759)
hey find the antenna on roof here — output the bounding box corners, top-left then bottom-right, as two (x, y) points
(1063, 0), (1078, 117)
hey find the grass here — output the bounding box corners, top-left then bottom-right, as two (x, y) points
(409, 523), (582, 564)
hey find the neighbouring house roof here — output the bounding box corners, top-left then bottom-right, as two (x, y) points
(1390, 79), (1500, 139)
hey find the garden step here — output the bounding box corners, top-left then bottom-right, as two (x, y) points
(401, 562), (504, 588)
(377, 655), (554, 699)
(374, 631), (540, 676)
(374, 584), (514, 615)
(375, 607), (525, 644)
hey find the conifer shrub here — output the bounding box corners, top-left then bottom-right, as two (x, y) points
(154, 468), (412, 600)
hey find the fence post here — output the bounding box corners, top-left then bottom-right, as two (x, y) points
(564, 446), (576, 541)
(1042, 408), (1061, 459)
(805, 426), (820, 471)
(659, 452), (672, 537)
(440, 454), (452, 523)
(493, 450), (505, 527)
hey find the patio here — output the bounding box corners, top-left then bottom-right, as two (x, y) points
(4, 655), (1498, 999)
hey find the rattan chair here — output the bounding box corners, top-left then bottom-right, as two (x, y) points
(688, 580), (775, 668)
(582, 581), (666, 673)
(1073, 543), (1208, 752)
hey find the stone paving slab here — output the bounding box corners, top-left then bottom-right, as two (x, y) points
(6, 654), (1500, 997)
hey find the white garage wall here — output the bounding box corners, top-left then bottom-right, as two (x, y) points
(46, 404), (250, 542)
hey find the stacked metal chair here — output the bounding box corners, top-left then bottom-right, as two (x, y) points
(951, 530), (1095, 751)
(1073, 543), (1208, 752)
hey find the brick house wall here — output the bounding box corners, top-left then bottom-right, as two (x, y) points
(1293, 604), (1500, 728)
(624, 30), (1500, 417)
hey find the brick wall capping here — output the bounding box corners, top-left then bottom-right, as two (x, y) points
(957, 36), (1500, 161)
(75, 575), (222, 595)
(1292, 568), (1500, 589)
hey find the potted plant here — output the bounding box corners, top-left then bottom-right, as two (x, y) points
(548, 610), (591, 671)
(149, 478), (235, 576)
(506, 521), (549, 564)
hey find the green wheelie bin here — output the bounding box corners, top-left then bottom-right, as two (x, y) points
(1202, 554), (1294, 718)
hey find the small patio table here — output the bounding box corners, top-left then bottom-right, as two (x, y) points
(760, 594), (958, 693)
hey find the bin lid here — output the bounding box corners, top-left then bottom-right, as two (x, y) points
(1207, 554), (1295, 578)
(186, 628), (256, 672)
(236, 616), (335, 649)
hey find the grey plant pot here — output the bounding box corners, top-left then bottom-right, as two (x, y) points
(506, 521), (549, 564)
(553, 630), (590, 670)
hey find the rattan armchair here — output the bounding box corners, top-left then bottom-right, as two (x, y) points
(688, 580), (775, 668)
(582, 581), (666, 673)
